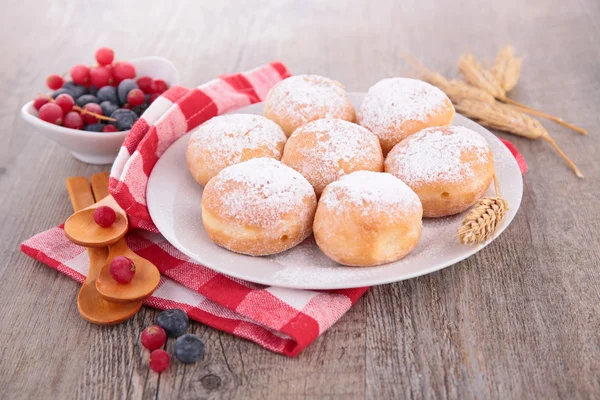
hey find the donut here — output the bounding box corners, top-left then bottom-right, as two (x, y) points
(186, 114), (287, 186)
(384, 126), (494, 218)
(201, 158), (317, 256)
(357, 77), (455, 155)
(281, 118), (383, 196)
(264, 75), (356, 136)
(313, 171), (422, 267)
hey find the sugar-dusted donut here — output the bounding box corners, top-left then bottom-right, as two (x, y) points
(201, 158), (317, 256)
(358, 77), (455, 155)
(264, 75), (355, 136)
(313, 171), (423, 267)
(384, 126), (494, 218)
(281, 118), (383, 196)
(186, 114), (287, 186)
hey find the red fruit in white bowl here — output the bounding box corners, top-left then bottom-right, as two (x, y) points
(39, 103), (63, 125)
(54, 93), (75, 114)
(82, 103), (103, 124)
(63, 111), (84, 130)
(70, 64), (91, 85)
(95, 47), (115, 66)
(90, 66), (112, 88)
(113, 62), (136, 84)
(33, 96), (49, 111)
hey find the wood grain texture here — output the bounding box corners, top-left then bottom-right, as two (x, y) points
(0, 0), (599, 399)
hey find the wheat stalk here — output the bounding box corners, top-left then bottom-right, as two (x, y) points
(455, 100), (583, 178)
(457, 189), (509, 245)
(492, 45), (523, 92)
(459, 53), (586, 135)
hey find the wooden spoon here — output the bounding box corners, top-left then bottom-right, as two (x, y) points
(63, 192), (128, 248)
(67, 174), (142, 325)
(95, 239), (161, 304)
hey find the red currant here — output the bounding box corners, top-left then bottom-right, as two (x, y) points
(113, 61), (136, 84)
(151, 79), (168, 94)
(105, 64), (116, 86)
(149, 350), (170, 372)
(90, 66), (111, 88)
(82, 103), (103, 124)
(127, 88), (145, 106)
(54, 94), (75, 114)
(63, 112), (84, 130)
(46, 74), (64, 90)
(136, 76), (153, 93)
(71, 64), (91, 85)
(95, 47), (115, 66)
(141, 326), (167, 351)
(38, 103), (64, 125)
(109, 256), (135, 284)
(33, 96), (49, 111)
(102, 124), (118, 133)
(148, 93), (160, 104)
(93, 205), (116, 227)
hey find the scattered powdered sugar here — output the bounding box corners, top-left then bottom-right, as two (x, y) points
(266, 75), (352, 125)
(212, 158), (315, 227)
(321, 170), (421, 213)
(386, 126), (491, 186)
(358, 77), (449, 138)
(187, 114), (286, 161)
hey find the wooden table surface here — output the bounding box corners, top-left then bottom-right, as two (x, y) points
(1, 0), (599, 398)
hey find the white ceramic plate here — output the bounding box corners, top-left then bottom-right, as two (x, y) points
(147, 93), (523, 289)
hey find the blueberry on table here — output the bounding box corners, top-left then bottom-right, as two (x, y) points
(100, 101), (118, 118)
(117, 79), (139, 105)
(155, 309), (189, 337)
(174, 334), (205, 363)
(97, 86), (119, 104)
(83, 123), (105, 132)
(110, 109), (139, 131)
(75, 94), (100, 107)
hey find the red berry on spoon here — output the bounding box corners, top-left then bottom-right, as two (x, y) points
(95, 47), (115, 66)
(137, 76), (153, 93)
(54, 93), (75, 114)
(149, 350), (170, 373)
(71, 64), (91, 85)
(109, 255), (135, 284)
(63, 111), (84, 130)
(93, 205), (116, 227)
(82, 103), (103, 124)
(33, 96), (49, 111)
(113, 61), (136, 84)
(46, 74), (64, 90)
(127, 88), (145, 106)
(38, 103), (64, 125)
(141, 326), (167, 351)
(102, 124), (118, 133)
(151, 79), (168, 94)
(90, 66), (111, 88)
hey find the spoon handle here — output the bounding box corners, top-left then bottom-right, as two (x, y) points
(91, 172), (110, 201)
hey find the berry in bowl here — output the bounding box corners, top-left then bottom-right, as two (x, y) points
(21, 47), (178, 165)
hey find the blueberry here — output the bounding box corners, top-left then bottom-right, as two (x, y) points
(100, 101), (118, 118)
(63, 82), (86, 99)
(83, 123), (105, 132)
(76, 94), (100, 107)
(88, 85), (99, 96)
(131, 103), (148, 117)
(174, 334), (205, 363)
(144, 94), (151, 103)
(110, 108), (139, 131)
(51, 88), (74, 99)
(97, 86), (119, 104)
(117, 79), (138, 105)
(155, 309), (189, 337)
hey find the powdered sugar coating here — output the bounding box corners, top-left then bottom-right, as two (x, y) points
(385, 126), (492, 187)
(321, 171), (421, 215)
(265, 75), (355, 132)
(206, 158), (316, 228)
(358, 77), (451, 141)
(281, 118), (383, 194)
(187, 114), (286, 164)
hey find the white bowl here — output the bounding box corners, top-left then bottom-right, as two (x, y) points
(21, 56), (179, 165)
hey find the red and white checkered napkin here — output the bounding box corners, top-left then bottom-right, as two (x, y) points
(20, 62), (527, 357)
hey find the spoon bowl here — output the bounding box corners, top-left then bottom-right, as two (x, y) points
(64, 194), (128, 248)
(96, 237), (161, 303)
